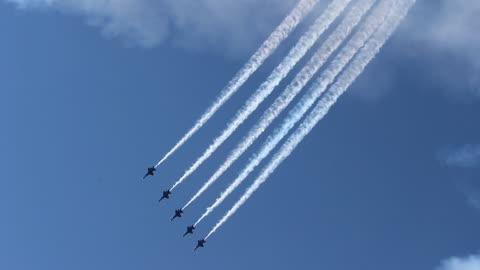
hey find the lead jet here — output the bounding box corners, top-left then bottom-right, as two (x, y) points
(194, 239), (206, 251)
(158, 190), (171, 202)
(143, 166), (156, 179)
(171, 209), (183, 221)
(183, 225), (195, 237)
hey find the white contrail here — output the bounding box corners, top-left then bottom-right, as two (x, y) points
(170, 0), (353, 191)
(186, 0), (377, 216)
(206, 0), (416, 240)
(197, 0), (392, 228)
(153, 0), (318, 168)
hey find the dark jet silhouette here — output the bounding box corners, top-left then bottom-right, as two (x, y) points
(194, 239), (206, 251)
(171, 209), (183, 221)
(143, 166), (156, 179)
(183, 225), (195, 237)
(158, 190), (171, 202)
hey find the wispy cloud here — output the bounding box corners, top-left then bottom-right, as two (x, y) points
(423, 0), (480, 100)
(461, 188), (480, 211)
(349, 0), (480, 101)
(404, 0), (480, 100)
(439, 144), (480, 211)
(420, 0), (480, 53)
(4, 0), (297, 53)
(466, 191), (480, 211)
(437, 253), (480, 270)
(5, 0), (170, 47)
(6, 0), (479, 99)
(440, 145), (480, 169)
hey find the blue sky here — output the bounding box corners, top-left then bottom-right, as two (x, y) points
(1, 0), (479, 269)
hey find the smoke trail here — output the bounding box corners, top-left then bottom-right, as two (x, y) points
(185, 0), (376, 216)
(206, 0), (416, 240)
(197, 0), (392, 227)
(154, 0), (318, 168)
(170, 0), (352, 191)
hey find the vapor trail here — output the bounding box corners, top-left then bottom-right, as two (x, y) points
(153, 0), (318, 168)
(206, 0), (416, 240)
(199, 0), (393, 229)
(186, 0), (377, 216)
(170, 0), (352, 191)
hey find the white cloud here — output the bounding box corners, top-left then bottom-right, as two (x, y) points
(402, 0), (480, 100)
(350, 0), (480, 101)
(422, 0), (480, 50)
(466, 192), (480, 211)
(6, 0), (479, 99)
(340, 0), (480, 102)
(441, 145), (480, 169)
(424, 0), (480, 99)
(437, 254), (480, 270)
(461, 187), (480, 211)
(5, 0), (170, 47)
(4, 0), (299, 54)
(439, 144), (480, 211)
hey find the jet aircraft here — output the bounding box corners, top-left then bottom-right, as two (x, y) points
(183, 225), (195, 237)
(194, 239), (206, 251)
(143, 166), (156, 179)
(158, 190), (171, 202)
(171, 209), (183, 221)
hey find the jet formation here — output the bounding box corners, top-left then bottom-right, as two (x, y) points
(142, 167), (206, 251)
(143, 167), (207, 251)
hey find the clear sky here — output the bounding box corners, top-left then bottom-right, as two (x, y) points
(1, 0), (479, 270)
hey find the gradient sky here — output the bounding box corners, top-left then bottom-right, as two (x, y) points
(1, 0), (479, 270)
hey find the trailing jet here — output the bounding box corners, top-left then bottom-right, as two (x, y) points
(183, 225), (195, 237)
(194, 239), (206, 251)
(158, 190), (171, 202)
(171, 209), (183, 221)
(143, 166), (156, 179)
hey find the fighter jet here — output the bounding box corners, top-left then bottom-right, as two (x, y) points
(183, 225), (195, 237)
(194, 239), (206, 251)
(171, 209), (183, 221)
(143, 166), (156, 179)
(158, 190), (171, 202)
